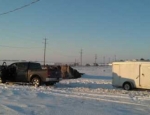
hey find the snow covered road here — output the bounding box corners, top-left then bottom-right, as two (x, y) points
(0, 66), (150, 115)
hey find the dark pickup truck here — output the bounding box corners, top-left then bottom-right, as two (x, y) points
(0, 62), (61, 86)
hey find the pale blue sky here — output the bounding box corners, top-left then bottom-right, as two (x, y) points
(0, 0), (150, 64)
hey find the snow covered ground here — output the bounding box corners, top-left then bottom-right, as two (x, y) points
(0, 66), (150, 115)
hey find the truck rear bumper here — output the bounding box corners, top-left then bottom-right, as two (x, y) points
(46, 78), (59, 82)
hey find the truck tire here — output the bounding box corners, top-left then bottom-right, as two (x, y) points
(31, 76), (41, 87)
(123, 82), (132, 90)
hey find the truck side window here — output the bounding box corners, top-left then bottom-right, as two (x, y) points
(29, 63), (41, 70)
(8, 63), (17, 69)
(17, 63), (28, 71)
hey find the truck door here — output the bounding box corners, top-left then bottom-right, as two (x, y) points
(15, 63), (28, 82)
(140, 64), (150, 88)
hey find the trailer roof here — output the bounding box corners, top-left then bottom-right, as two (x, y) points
(112, 61), (150, 65)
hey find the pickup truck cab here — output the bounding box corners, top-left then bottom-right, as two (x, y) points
(0, 62), (61, 86)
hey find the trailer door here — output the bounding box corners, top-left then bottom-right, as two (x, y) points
(140, 64), (150, 88)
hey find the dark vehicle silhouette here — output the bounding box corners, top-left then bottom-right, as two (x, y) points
(0, 62), (60, 86)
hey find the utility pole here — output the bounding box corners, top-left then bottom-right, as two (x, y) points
(109, 57), (110, 64)
(95, 54), (97, 64)
(80, 49), (82, 66)
(103, 56), (105, 66)
(114, 55), (116, 62)
(75, 58), (77, 66)
(44, 38), (47, 67)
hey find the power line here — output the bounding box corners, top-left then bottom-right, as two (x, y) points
(0, 45), (42, 49)
(50, 50), (77, 58)
(0, 44), (77, 57)
(0, 0), (40, 16)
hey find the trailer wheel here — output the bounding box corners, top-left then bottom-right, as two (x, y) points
(31, 76), (41, 87)
(123, 82), (132, 90)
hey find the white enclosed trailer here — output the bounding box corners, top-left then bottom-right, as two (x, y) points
(112, 61), (150, 90)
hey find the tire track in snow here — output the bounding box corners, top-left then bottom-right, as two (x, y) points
(45, 88), (150, 107)
(49, 88), (150, 101)
(49, 91), (149, 107)
(0, 83), (150, 107)
(0, 104), (25, 115)
(50, 88), (130, 99)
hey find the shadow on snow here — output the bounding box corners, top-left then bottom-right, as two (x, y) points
(82, 74), (112, 80)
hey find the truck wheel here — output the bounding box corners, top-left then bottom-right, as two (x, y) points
(123, 82), (131, 90)
(31, 77), (41, 87)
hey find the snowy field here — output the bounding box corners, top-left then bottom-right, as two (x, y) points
(0, 66), (150, 115)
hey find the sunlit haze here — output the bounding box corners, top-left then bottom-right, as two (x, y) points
(0, 0), (150, 65)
